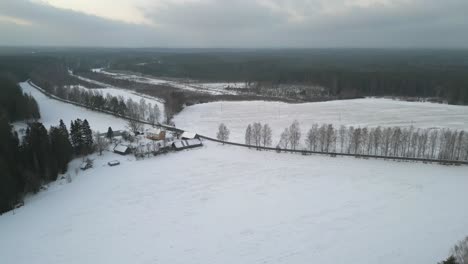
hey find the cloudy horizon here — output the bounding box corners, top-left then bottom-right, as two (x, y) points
(1, 0), (468, 48)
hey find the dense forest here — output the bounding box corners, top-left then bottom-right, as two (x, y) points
(0, 117), (95, 214)
(2, 48), (468, 105)
(0, 56), (94, 213)
(108, 49), (468, 105)
(0, 75), (40, 122)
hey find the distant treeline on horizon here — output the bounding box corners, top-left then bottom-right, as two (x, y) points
(1, 48), (468, 105)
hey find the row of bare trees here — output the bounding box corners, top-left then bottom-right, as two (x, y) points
(52, 85), (162, 126)
(241, 120), (468, 161)
(301, 123), (468, 160)
(245, 122), (273, 147)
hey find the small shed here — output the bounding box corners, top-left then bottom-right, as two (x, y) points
(114, 144), (130, 155)
(108, 160), (120, 166)
(181, 131), (198, 140)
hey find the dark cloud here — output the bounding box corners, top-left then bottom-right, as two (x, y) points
(1, 0), (468, 48)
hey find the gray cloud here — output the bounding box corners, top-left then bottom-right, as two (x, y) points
(1, 0), (468, 48)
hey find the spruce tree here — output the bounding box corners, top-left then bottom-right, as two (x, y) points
(24, 122), (51, 187)
(50, 122), (73, 174)
(70, 119), (83, 154)
(81, 119), (93, 154)
(0, 116), (23, 213)
(106, 127), (114, 140)
(59, 119), (69, 139)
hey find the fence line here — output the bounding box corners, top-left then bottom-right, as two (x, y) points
(27, 80), (468, 166)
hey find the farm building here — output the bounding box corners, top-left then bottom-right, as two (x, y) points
(181, 131), (199, 140)
(146, 128), (166, 140)
(114, 144), (131, 155)
(172, 138), (203, 151)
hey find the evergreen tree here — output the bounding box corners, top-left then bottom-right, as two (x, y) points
(50, 122), (73, 175)
(106, 127), (114, 140)
(438, 256), (457, 264)
(59, 119), (69, 139)
(0, 116), (23, 213)
(70, 119), (83, 154)
(23, 122), (51, 189)
(0, 75), (41, 122)
(81, 119), (93, 154)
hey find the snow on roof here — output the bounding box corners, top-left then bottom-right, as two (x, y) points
(185, 138), (202, 147)
(146, 128), (161, 134)
(172, 139), (202, 150)
(173, 141), (185, 149)
(114, 144), (129, 153)
(108, 160), (120, 166)
(181, 131), (197, 139)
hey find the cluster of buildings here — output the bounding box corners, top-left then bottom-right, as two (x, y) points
(111, 128), (203, 156)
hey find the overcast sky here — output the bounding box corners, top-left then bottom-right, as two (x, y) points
(1, 0), (467, 48)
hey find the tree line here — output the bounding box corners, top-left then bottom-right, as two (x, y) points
(38, 84), (162, 126)
(0, 118), (96, 214)
(110, 49), (468, 105)
(236, 121), (468, 161)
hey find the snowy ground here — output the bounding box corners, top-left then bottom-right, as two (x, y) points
(14, 81), (129, 132)
(4, 81), (468, 264)
(1, 142), (467, 264)
(174, 99), (468, 143)
(92, 68), (247, 95)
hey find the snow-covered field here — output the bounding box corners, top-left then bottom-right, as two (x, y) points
(93, 68), (247, 95)
(14, 82), (129, 132)
(174, 99), (468, 143)
(3, 81), (468, 264)
(1, 142), (467, 264)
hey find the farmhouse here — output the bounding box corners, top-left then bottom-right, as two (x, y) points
(146, 128), (166, 141)
(114, 144), (130, 155)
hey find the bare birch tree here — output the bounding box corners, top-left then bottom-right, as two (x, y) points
(261, 124), (273, 147)
(252, 122), (262, 147)
(339, 125), (346, 153)
(289, 120), (301, 150)
(245, 124), (252, 145)
(305, 124), (318, 151)
(217, 123), (230, 142)
(279, 128), (290, 149)
(94, 131), (108, 156)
